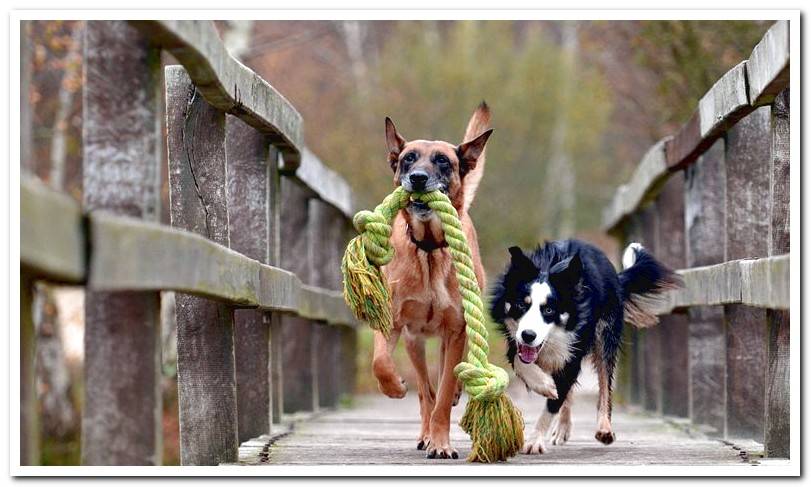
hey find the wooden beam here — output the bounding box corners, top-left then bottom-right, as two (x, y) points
(20, 177), (85, 283)
(285, 147), (357, 218)
(748, 20), (790, 107)
(166, 65), (239, 466)
(131, 21), (303, 164)
(80, 20), (163, 467)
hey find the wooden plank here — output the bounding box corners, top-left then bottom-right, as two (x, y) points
(280, 177), (317, 413)
(684, 139), (726, 435)
(309, 199), (346, 408)
(697, 61), (751, 139)
(602, 138), (670, 233)
(130, 21), (303, 165)
(226, 115), (271, 443)
(639, 205), (661, 414)
(20, 274), (38, 465)
(286, 147), (356, 218)
(267, 147), (285, 424)
(166, 65), (238, 465)
(723, 106), (770, 443)
(80, 20), (163, 466)
(20, 178), (85, 282)
(748, 21), (790, 107)
(765, 89), (790, 458)
(654, 175), (689, 418)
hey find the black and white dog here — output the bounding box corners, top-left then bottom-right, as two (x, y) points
(490, 239), (681, 454)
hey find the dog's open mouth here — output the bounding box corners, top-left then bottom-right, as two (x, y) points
(517, 343), (541, 364)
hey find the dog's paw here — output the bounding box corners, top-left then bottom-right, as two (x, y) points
(551, 420), (572, 446)
(529, 376), (558, 400)
(521, 439), (547, 455)
(595, 428), (615, 445)
(377, 376), (407, 399)
(425, 441), (458, 459)
(416, 435), (431, 451)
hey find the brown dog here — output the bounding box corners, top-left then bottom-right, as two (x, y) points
(372, 103), (493, 459)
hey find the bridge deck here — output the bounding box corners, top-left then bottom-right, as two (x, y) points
(241, 382), (760, 467)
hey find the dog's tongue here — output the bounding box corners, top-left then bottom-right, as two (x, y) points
(518, 343), (540, 364)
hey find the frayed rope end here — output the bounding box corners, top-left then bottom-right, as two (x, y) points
(341, 236), (393, 338)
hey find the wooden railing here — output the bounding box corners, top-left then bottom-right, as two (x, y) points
(603, 21), (790, 458)
(20, 20), (359, 466)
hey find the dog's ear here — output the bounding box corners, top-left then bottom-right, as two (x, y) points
(549, 252), (583, 295)
(508, 246), (537, 280)
(385, 117), (406, 170)
(457, 129), (493, 174)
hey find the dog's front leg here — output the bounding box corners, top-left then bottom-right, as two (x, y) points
(522, 401), (556, 455)
(372, 328), (407, 398)
(426, 329), (465, 459)
(513, 357), (558, 399)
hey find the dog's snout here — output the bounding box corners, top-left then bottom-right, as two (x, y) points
(409, 171), (429, 190)
(520, 329), (537, 344)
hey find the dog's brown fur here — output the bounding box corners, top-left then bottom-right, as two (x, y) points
(372, 103), (492, 459)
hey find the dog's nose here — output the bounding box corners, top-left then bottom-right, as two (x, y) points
(409, 171), (429, 190)
(520, 329), (537, 344)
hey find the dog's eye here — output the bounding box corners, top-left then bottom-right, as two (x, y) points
(541, 306), (554, 316)
(434, 155), (449, 166)
(403, 152), (417, 163)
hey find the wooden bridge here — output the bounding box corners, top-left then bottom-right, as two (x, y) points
(18, 20), (791, 469)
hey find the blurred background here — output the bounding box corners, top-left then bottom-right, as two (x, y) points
(23, 19), (770, 465)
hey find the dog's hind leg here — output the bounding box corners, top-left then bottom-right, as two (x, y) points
(405, 334), (435, 449)
(594, 319), (620, 445)
(372, 328), (407, 398)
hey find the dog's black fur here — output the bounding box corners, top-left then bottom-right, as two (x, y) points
(489, 239), (681, 447)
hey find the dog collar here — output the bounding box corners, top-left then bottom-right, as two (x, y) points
(407, 224), (449, 253)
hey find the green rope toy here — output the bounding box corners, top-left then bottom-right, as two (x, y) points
(341, 186), (524, 463)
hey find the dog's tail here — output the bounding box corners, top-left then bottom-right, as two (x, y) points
(618, 243), (683, 328)
(461, 101), (491, 213)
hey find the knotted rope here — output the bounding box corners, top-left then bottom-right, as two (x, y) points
(341, 186), (524, 463)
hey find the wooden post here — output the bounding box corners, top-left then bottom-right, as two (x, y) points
(226, 115), (271, 442)
(655, 175), (689, 418)
(765, 89), (790, 458)
(639, 204), (662, 414)
(268, 150), (285, 424)
(308, 199), (346, 408)
(20, 274), (38, 465)
(166, 66), (238, 465)
(280, 177), (317, 413)
(723, 106), (771, 442)
(81, 21), (163, 466)
(684, 138), (727, 435)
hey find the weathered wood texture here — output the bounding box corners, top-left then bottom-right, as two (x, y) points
(166, 66), (238, 465)
(309, 199), (349, 408)
(765, 89), (790, 458)
(21, 178), (85, 282)
(603, 21), (790, 235)
(80, 21), (163, 466)
(287, 148), (356, 217)
(20, 275), (38, 466)
(267, 149), (285, 424)
(226, 115), (271, 443)
(748, 21), (790, 106)
(723, 107), (771, 443)
(638, 205), (661, 413)
(259, 386), (753, 466)
(654, 175), (689, 418)
(130, 20), (303, 164)
(683, 139), (727, 435)
(280, 177), (318, 413)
